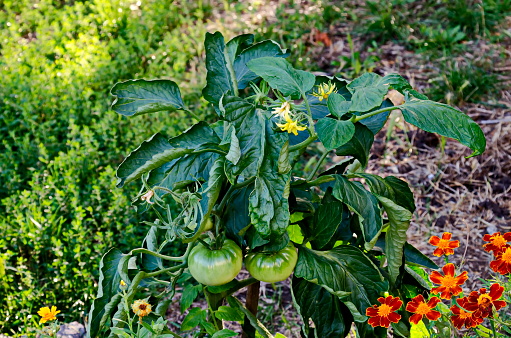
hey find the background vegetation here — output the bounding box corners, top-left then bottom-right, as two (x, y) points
(1, 0), (509, 335)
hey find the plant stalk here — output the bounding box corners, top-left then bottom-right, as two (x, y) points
(350, 105), (398, 123)
(307, 150), (330, 181)
(242, 281), (261, 338)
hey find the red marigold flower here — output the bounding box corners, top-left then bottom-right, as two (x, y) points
(429, 263), (468, 300)
(405, 295), (441, 324)
(429, 232), (459, 257)
(483, 232), (511, 255)
(366, 295), (403, 328)
(450, 297), (480, 329)
(461, 284), (507, 319)
(490, 246), (511, 275)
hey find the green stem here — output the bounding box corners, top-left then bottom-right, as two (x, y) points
(130, 248), (187, 262)
(307, 150), (330, 181)
(233, 176), (256, 189)
(288, 134), (318, 152)
(350, 105), (397, 123)
(183, 109), (202, 121)
(197, 237), (212, 250)
(490, 318), (498, 338)
(144, 263), (187, 278)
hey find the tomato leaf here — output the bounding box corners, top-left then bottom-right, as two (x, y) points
(331, 175), (382, 245)
(327, 93), (350, 118)
(234, 40), (287, 89)
(249, 122), (291, 238)
(309, 189), (345, 249)
(225, 34), (254, 61)
(86, 248), (124, 337)
(335, 123), (374, 167)
(247, 57), (315, 97)
(202, 32), (234, 109)
(181, 307), (208, 331)
(223, 185), (253, 246)
(212, 330), (238, 338)
(351, 173), (415, 213)
(377, 196), (412, 284)
(316, 118), (355, 150)
(375, 236), (439, 269)
(347, 73), (389, 112)
(180, 284), (202, 313)
(141, 226), (161, 271)
(399, 97), (486, 157)
(215, 305), (244, 322)
(116, 133), (193, 187)
(222, 96), (266, 177)
(356, 99), (394, 134)
(292, 277), (352, 337)
(295, 245), (388, 321)
(111, 79), (184, 117)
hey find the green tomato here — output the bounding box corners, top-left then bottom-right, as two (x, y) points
(245, 244), (298, 283)
(187, 239), (242, 286)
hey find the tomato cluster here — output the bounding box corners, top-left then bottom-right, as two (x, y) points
(187, 240), (298, 286)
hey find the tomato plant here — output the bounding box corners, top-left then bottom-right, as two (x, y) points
(245, 244), (298, 283)
(188, 239), (242, 286)
(87, 31), (486, 338)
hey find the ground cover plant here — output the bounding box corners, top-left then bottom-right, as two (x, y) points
(79, 29), (493, 337)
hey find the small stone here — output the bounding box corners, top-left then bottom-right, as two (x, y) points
(57, 322), (86, 338)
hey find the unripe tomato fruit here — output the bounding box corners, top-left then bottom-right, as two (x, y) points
(187, 239), (242, 286)
(245, 244), (298, 283)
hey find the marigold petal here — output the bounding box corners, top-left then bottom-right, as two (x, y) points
(450, 315), (464, 330)
(425, 310), (441, 321)
(442, 263), (455, 276)
(366, 307), (379, 316)
(444, 248), (454, 255)
(387, 312), (402, 324)
(427, 297), (441, 308)
(389, 298), (403, 311)
(368, 316), (381, 327)
(406, 302), (419, 312)
(440, 290), (453, 300)
(483, 233), (493, 241)
(432, 248), (444, 256)
(489, 283), (504, 299)
(377, 297), (386, 304)
(503, 233), (511, 241)
(442, 232), (452, 240)
(429, 271), (443, 284)
(448, 240), (460, 249)
(379, 316), (391, 328)
(493, 300), (507, 311)
(409, 313), (423, 325)
(429, 236), (441, 245)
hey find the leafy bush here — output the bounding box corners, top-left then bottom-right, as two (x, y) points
(0, 0), (214, 334)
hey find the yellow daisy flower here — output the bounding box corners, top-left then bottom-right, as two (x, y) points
(276, 113), (307, 136)
(132, 299), (152, 317)
(272, 101), (291, 118)
(37, 306), (61, 324)
(312, 83), (336, 101)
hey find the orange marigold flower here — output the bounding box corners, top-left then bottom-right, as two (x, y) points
(489, 246), (511, 275)
(429, 263), (468, 300)
(37, 306), (61, 324)
(132, 299), (152, 317)
(483, 232), (511, 255)
(450, 297), (480, 329)
(405, 295), (441, 324)
(462, 283), (507, 319)
(365, 295), (402, 328)
(429, 232), (459, 257)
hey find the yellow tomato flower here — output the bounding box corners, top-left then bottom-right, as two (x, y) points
(37, 306), (61, 324)
(132, 299), (152, 317)
(312, 83), (336, 101)
(276, 113), (307, 136)
(272, 101), (291, 118)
